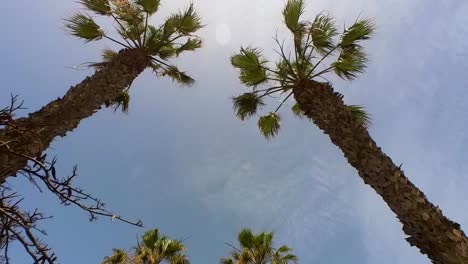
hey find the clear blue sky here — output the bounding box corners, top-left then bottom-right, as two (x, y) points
(2, 0), (468, 263)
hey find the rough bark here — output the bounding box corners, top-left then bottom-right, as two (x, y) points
(0, 48), (148, 183)
(293, 79), (468, 263)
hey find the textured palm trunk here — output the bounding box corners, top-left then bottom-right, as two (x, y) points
(0, 48), (148, 183)
(293, 80), (468, 263)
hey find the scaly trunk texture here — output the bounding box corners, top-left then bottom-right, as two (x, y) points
(0, 48), (148, 183)
(293, 80), (468, 264)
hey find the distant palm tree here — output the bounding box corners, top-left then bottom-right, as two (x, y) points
(229, 0), (468, 263)
(135, 229), (189, 264)
(102, 228), (189, 264)
(0, 0), (203, 182)
(103, 248), (129, 264)
(220, 228), (297, 264)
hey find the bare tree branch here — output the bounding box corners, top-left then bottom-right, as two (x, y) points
(0, 96), (143, 263)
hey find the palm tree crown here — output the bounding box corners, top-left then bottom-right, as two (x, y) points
(135, 228), (189, 264)
(103, 248), (129, 264)
(102, 228), (189, 264)
(230, 0), (374, 138)
(220, 229), (297, 264)
(65, 0), (203, 111)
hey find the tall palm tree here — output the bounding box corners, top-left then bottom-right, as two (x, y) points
(103, 248), (129, 264)
(135, 228), (189, 264)
(229, 0), (468, 263)
(220, 228), (297, 264)
(0, 0), (203, 183)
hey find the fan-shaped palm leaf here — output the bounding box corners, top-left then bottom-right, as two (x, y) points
(231, 47), (268, 87)
(232, 93), (264, 121)
(65, 13), (104, 42)
(102, 248), (128, 264)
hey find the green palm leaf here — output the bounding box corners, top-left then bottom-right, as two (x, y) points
(340, 18), (375, 48)
(80, 0), (111, 16)
(107, 91), (131, 113)
(310, 13), (338, 54)
(136, 0), (161, 15)
(258, 113), (281, 139)
(283, 0), (305, 33)
(102, 248), (128, 264)
(158, 44), (178, 59)
(65, 13), (104, 42)
(220, 258), (234, 264)
(347, 105), (371, 128)
(332, 46), (368, 80)
(238, 228), (255, 249)
(165, 3), (203, 36)
(291, 103), (304, 118)
(142, 229), (160, 248)
(102, 49), (118, 63)
(232, 93), (264, 121)
(176, 38), (202, 56)
(170, 254), (190, 264)
(231, 47), (268, 87)
(162, 65), (195, 86)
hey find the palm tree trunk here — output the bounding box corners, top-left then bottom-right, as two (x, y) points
(0, 48), (148, 183)
(293, 79), (468, 264)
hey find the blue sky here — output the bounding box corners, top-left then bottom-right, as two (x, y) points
(2, 0), (468, 263)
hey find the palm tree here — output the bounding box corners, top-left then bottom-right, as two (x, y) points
(135, 228), (189, 264)
(0, 0), (203, 183)
(103, 248), (129, 264)
(229, 0), (468, 263)
(220, 228), (297, 264)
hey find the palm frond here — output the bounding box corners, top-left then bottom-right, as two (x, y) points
(144, 25), (163, 50)
(232, 93), (264, 121)
(170, 254), (190, 264)
(231, 47), (268, 87)
(276, 245), (292, 254)
(102, 248), (128, 264)
(113, 1), (145, 25)
(275, 59), (294, 86)
(165, 3), (203, 36)
(220, 258), (234, 264)
(291, 103), (305, 118)
(258, 113), (281, 139)
(340, 18), (375, 48)
(136, 0), (161, 15)
(142, 229), (160, 249)
(102, 49), (118, 63)
(238, 229), (255, 249)
(283, 0), (305, 33)
(161, 65), (195, 86)
(347, 105), (371, 128)
(105, 91), (131, 113)
(176, 38), (202, 56)
(158, 44), (178, 59)
(310, 12), (338, 54)
(332, 46), (368, 80)
(80, 0), (112, 16)
(65, 13), (104, 42)
(164, 240), (186, 256)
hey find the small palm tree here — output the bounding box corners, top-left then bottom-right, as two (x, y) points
(220, 228), (297, 264)
(103, 248), (129, 264)
(135, 229), (189, 264)
(0, 0), (203, 182)
(230, 0), (468, 263)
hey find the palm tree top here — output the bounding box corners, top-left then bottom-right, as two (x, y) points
(102, 248), (128, 264)
(221, 228), (297, 264)
(136, 228), (188, 264)
(65, 0), (203, 87)
(230, 0), (374, 138)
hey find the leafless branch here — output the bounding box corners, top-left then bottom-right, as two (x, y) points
(0, 96), (143, 263)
